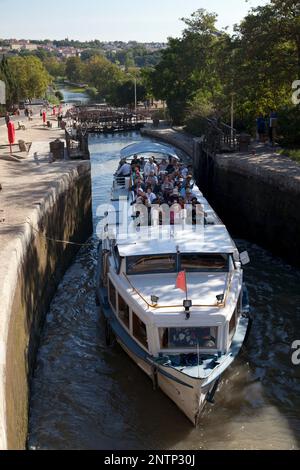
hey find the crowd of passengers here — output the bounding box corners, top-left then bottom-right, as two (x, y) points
(116, 155), (206, 225)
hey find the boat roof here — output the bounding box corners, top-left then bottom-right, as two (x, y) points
(117, 225), (236, 257)
(120, 142), (179, 160)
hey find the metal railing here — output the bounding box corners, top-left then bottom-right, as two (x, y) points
(203, 118), (238, 155)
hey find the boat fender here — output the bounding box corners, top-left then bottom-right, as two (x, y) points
(206, 378), (220, 404)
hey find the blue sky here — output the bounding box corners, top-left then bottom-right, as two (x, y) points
(0, 0), (268, 42)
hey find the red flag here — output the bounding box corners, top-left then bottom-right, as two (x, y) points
(176, 271), (187, 293)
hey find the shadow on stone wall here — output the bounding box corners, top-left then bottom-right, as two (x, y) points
(5, 170), (92, 449)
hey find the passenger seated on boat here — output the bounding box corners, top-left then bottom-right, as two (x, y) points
(165, 157), (176, 174)
(180, 164), (189, 178)
(132, 166), (141, 181)
(139, 157), (145, 170)
(116, 160), (131, 177)
(146, 187), (157, 205)
(161, 176), (174, 198)
(132, 177), (146, 194)
(181, 174), (195, 189)
(144, 157), (158, 177)
(184, 189), (196, 204)
(131, 154), (140, 168)
(159, 159), (168, 174)
(145, 171), (158, 189)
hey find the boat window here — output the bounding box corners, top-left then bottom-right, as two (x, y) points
(108, 279), (117, 311)
(132, 312), (148, 349)
(127, 255), (177, 275)
(180, 254), (228, 272)
(159, 327), (218, 350)
(118, 294), (130, 329)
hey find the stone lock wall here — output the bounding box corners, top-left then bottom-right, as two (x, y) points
(0, 162), (92, 449)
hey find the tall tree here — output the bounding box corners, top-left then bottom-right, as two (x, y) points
(65, 56), (84, 83)
(150, 9), (221, 123)
(84, 55), (124, 102)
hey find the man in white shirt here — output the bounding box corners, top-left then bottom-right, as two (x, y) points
(144, 157), (158, 177)
(146, 188), (157, 205)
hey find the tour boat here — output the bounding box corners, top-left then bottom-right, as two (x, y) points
(96, 141), (251, 425)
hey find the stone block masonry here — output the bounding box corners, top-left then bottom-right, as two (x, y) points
(0, 152), (92, 449)
(142, 127), (300, 267)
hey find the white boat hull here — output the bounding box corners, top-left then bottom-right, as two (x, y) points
(116, 336), (217, 425)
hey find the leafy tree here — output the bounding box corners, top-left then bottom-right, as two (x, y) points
(112, 80), (146, 107)
(65, 56), (84, 82)
(44, 57), (66, 78)
(4, 56), (50, 102)
(150, 9), (221, 123)
(83, 55), (124, 101)
(0, 56), (16, 106)
(219, 1), (299, 128)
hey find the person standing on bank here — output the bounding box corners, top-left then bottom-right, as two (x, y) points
(269, 110), (278, 147)
(256, 115), (266, 142)
(5, 112), (10, 127)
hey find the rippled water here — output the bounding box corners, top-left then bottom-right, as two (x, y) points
(28, 133), (300, 450)
(60, 87), (90, 105)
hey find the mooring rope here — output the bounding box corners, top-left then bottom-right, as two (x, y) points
(0, 217), (96, 247)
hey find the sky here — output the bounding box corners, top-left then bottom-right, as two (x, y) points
(0, 0), (269, 42)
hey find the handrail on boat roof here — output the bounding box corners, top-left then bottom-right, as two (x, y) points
(120, 142), (180, 161)
(122, 272), (234, 310)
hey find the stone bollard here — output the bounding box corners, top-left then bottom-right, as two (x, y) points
(238, 133), (251, 152)
(18, 140), (27, 152)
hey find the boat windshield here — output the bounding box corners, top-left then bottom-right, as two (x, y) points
(126, 253), (229, 275)
(127, 255), (177, 275)
(159, 327), (218, 350)
(180, 254), (229, 272)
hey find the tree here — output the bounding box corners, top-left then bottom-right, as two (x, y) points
(44, 57), (66, 79)
(268, 0), (300, 74)
(3, 56), (50, 102)
(84, 55), (124, 102)
(0, 56), (16, 106)
(150, 9), (221, 123)
(112, 80), (146, 107)
(220, 1), (299, 128)
(65, 56), (83, 83)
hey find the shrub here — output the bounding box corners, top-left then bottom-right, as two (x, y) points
(184, 100), (215, 136)
(55, 90), (64, 101)
(86, 87), (98, 101)
(277, 105), (300, 147)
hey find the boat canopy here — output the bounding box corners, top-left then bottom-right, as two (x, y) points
(117, 226), (236, 257)
(120, 142), (179, 161)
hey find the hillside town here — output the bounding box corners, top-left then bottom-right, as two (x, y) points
(0, 38), (167, 60)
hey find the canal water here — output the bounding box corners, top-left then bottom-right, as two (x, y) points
(60, 87), (90, 105)
(28, 132), (300, 450)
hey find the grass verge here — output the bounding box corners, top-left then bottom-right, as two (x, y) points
(279, 148), (300, 163)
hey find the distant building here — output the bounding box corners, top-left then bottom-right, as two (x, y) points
(10, 41), (38, 52)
